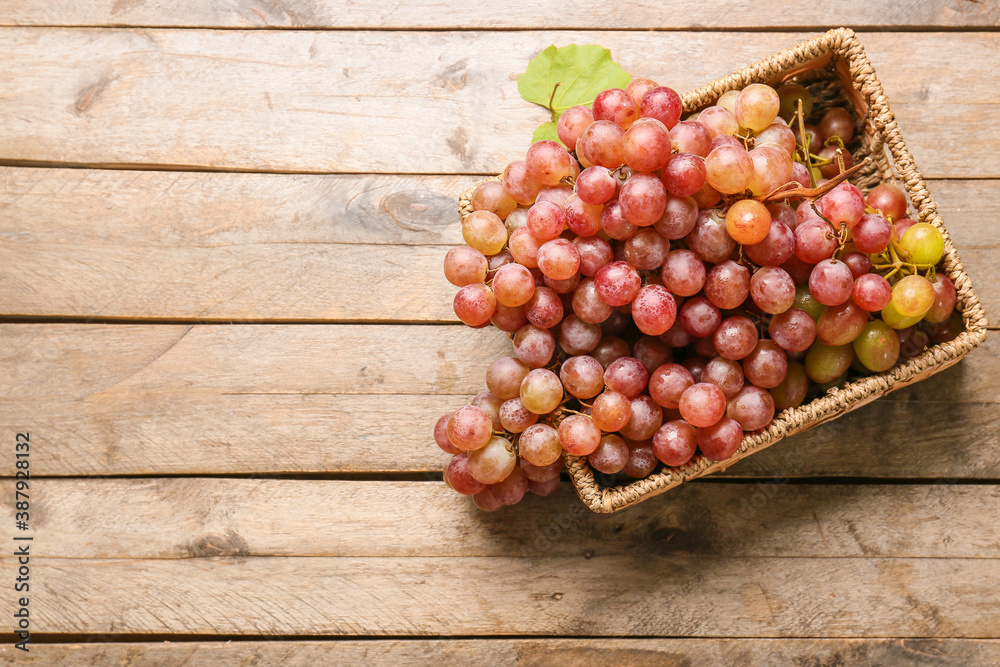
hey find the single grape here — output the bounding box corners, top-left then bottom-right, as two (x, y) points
(881, 300), (924, 330)
(453, 283), (496, 327)
(527, 476), (561, 497)
(499, 398), (538, 433)
(624, 228), (670, 270)
(622, 440), (659, 479)
(558, 315), (601, 355)
(591, 336), (631, 369)
(557, 105), (595, 151)
(661, 153), (707, 198)
(523, 286), (564, 329)
(817, 145), (854, 179)
(502, 160), (544, 205)
(641, 86), (683, 128)
(576, 120), (625, 169)
(725, 385), (775, 431)
(486, 356), (531, 400)
(891, 274), (935, 318)
(467, 435), (516, 485)
(633, 336), (673, 374)
(792, 284), (826, 321)
(563, 194), (603, 236)
(804, 341), (854, 383)
(818, 107), (855, 143)
(446, 405), (494, 452)
(705, 144), (753, 194)
(853, 320), (901, 372)
(770, 361), (809, 410)
(490, 466), (529, 506)
(560, 355), (605, 399)
(605, 356), (650, 398)
(653, 194), (699, 240)
(743, 340), (788, 388)
(794, 219), (837, 264)
(678, 382), (726, 428)
(512, 324), (555, 368)
(691, 179), (723, 209)
(622, 117), (673, 172)
(620, 173), (668, 226)
(747, 144), (792, 197)
(526, 140), (573, 186)
(621, 394), (665, 440)
(899, 223), (945, 266)
(472, 391), (504, 431)
(777, 83), (813, 120)
(491, 303), (528, 332)
(714, 316), (759, 360)
(724, 199), (771, 245)
(679, 296), (722, 338)
(632, 284), (678, 336)
(852, 274), (892, 312)
(816, 301), (868, 346)
(443, 246), (488, 287)
(572, 277), (614, 324)
(662, 249), (707, 297)
(574, 235), (614, 277)
(576, 166), (617, 205)
(652, 420), (698, 466)
(704, 260), (751, 310)
(701, 357), (745, 398)
(670, 120), (713, 156)
(809, 260), (855, 306)
(525, 200), (566, 242)
(558, 414), (602, 456)
(852, 213), (892, 253)
(519, 424), (563, 467)
(659, 319), (694, 349)
(746, 219), (795, 267)
(520, 368), (563, 415)
(699, 106), (740, 138)
(589, 434), (630, 474)
(593, 88), (639, 129)
(434, 412), (461, 454)
(768, 307), (817, 352)
(446, 453), (487, 495)
(492, 263), (536, 307)
(819, 182), (865, 230)
(521, 455), (563, 482)
(756, 121), (797, 156)
(462, 210), (508, 255)
(866, 183), (908, 221)
(471, 180), (518, 220)
(750, 266), (796, 314)
(537, 238), (581, 281)
(536, 185), (573, 207)
(698, 417), (744, 461)
(595, 261), (642, 307)
(592, 390), (633, 431)
(924, 274), (957, 324)
(898, 326), (931, 358)
(472, 487), (503, 512)
(507, 226), (543, 268)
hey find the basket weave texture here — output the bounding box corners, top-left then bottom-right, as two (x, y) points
(458, 28), (989, 513)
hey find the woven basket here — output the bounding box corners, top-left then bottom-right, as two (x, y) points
(459, 28), (989, 513)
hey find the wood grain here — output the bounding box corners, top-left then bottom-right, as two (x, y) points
(3, 478), (998, 559)
(2, 555), (998, 636)
(0, 167), (995, 320)
(0, 31), (995, 177)
(12, 639), (1000, 666)
(2, 0), (996, 29)
(10, 639), (1000, 666)
(0, 324), (995, 476)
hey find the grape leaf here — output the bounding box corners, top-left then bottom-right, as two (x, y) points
(531, 121), (561, 145)
(517, 44), (632, 124)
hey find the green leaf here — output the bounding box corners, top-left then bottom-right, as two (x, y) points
(517, 44), (632, 122)
(531, 121), (561, 145)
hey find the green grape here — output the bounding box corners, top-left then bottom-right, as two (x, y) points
(770, 362), (808, 410)
(881, 300), (923, 330)
(853, 320), (901, 372)
(777, 83), (813, 121)
(804, 341), (854, 383)
(890, 274), (935, 318)
(899, 223), (944, 266)
(793, 284), (826, 322)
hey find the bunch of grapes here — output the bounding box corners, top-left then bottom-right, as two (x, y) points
(437, 76), (964, 511)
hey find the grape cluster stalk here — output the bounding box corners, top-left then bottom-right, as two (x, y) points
(438, 78), (964, 511)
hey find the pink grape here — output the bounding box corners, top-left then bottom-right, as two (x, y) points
(526, 140), (573, 186)
(526, 200), (566, 241)
(750, 266), (796, 314)
(446, 453), (487, 495)
(817, 145), (854, 178)
(768, 308), (817, 352)
(745, 219), (795, 267)
(595, 261), (642, 307)
(652, 419), (698, 466)
(866, 183), (908, 221)
(593, 88), (639, 129)
(573, 277), (614, 324)
(486, 356), (530, 400)
(492, 263), (535, 307)
(563, 194), (603, 236)
(537, 238), (581, 281)
(557, 105), (594, 151)
(574, 235), (614, 276)
(678, 382), (726, 428)
(743, 340), (788, 388)
(924, 274), (957, 324)
(794, 219), (837, 264)
(626, 78), (660, 106)
(592, 390), (633, 431)
(705, 144), (753, 194)
(687, 209), (736, 263)
(625, 228), (669, 270)
(701, 357), (745, 398)
(679, 296), (722, 338)
(641, 86), (683, 129)
(520, 368), (563, 414)
(558, 315), (601, 355)
(499, 397), (538, 433)
(512, 324), (555, 368)
(714, 316), (759, 360)
(536, 185), (573, 207)
(662, 249), (707, 297)
(816, 300), (868, 346)
(453, 283), (496, 326)
(726, 385), (775, 431)
(819, 182), (865, 229)
(654, 194), (700, 239)
(623, 441), (659, 479)
(662, 153), (707, 198)
(605, 356), (650, 399)
(558, 415), (602, 456)
(444, 246), (488, 287)
(576, 166), (617, 205)
(735, 83), (780, 132)
(698, 418), (743, 461)
(523, 286), (564, 329)
(447, 405), (493, 452)
(620, 394), (664, 440)
(589, 434), (630, 474)
(502, 160), (544, 205)
(491, 303), (528, 332)
(705, 260), (751, 310)
(632, 284), (678, 336)
(518, 424), (562, 467)
(560, 355), (605, 399)
(818, 107), (855, 143)
(633, 336), (673, 374)
(622, 118), (673, 172)
(747, 145), (792, 197)
(852, 213), (892, 253)
(507, 226), (543, 268)
(471, 180), (518, 220)
(619, 174), (668, 226)
(809, 259), (855, 306)
(699, 105), (740, 137)
(852, 273), (892, 312)
(467, 436), (517, 485)
(434, 412), (461, 454)
(576, 120), (625, 169)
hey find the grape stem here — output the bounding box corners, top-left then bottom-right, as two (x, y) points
(759, 156), (873, 203)
(795, 98), (816, 188)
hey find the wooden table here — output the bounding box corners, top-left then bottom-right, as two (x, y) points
(1, 3), (999, 664)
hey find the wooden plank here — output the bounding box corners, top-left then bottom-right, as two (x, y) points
(2, 1), (997, 29)
(2, 555), (998, 636)
(12, 639), (1000, 666)
(0, 31), (995, 177)
(3, 479), (998, 559)
(0, 324), (996, 476)
(0, 168), (995, 320)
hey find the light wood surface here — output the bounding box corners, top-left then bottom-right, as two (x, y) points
(0, 7), (997, 659)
